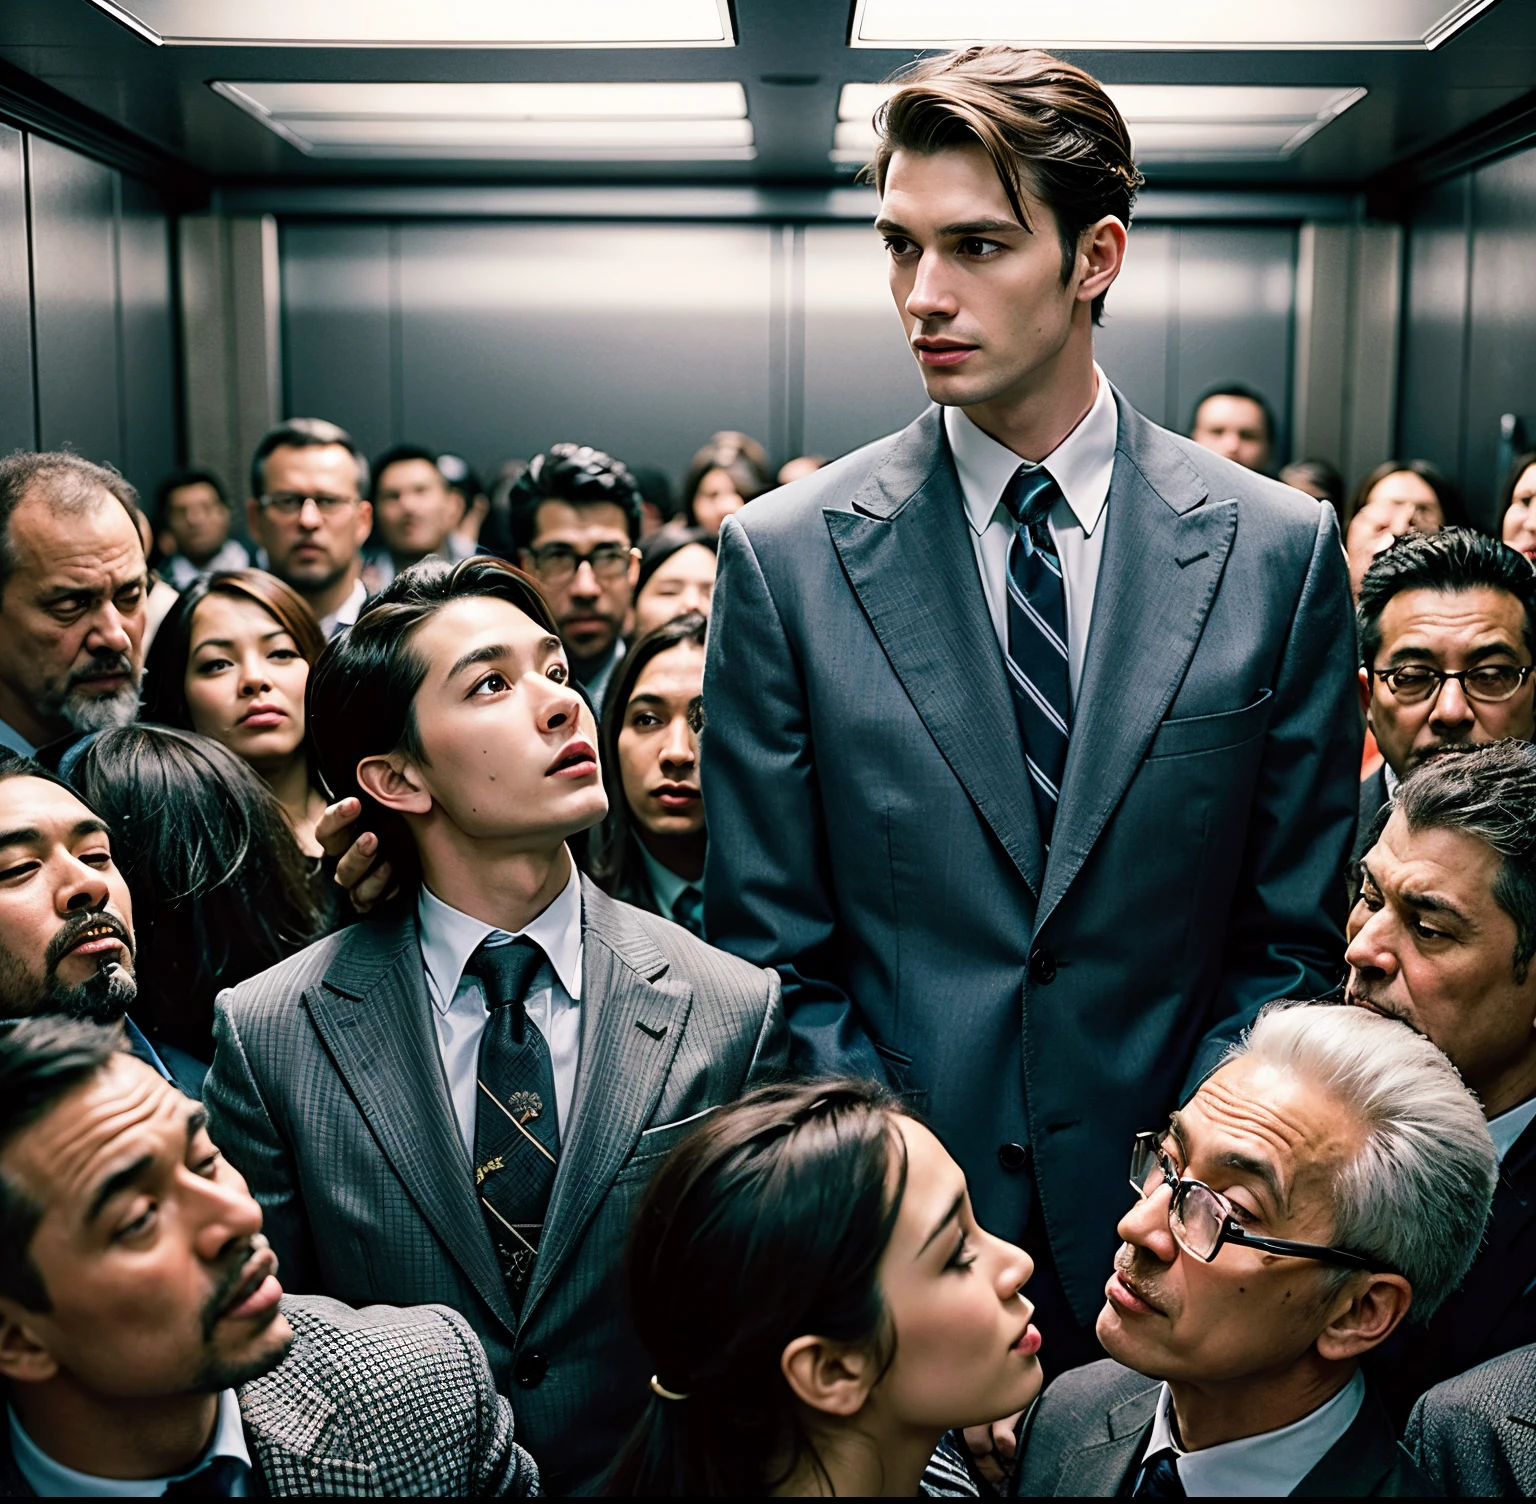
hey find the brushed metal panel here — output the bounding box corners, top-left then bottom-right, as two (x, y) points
(1095, 224), (1175, 428)
(28, 136), (122, 468)
(0, 125), (33, 454)
(118, 173), (178, 497)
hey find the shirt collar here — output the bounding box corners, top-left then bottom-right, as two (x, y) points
(945, 364), (1117, 540)
(1144, 1368), (1365, 1498)
(1489, 1095), (1536, 1163)
(0, 715), (36, 758)
(9, 1388), (250, 1497)
(637, 841), (699, 920)
(321, 577), (368, 636)
(417, 856), (584, 1014)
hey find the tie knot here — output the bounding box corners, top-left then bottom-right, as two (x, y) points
(468, 936), (544, 1012)
(1000, 464), (1059, 530)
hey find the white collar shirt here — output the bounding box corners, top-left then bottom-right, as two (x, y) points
(944, 364), (1118, 703)
(580, 637), (626, 717)
(1489, 1095), (1536, 1163)
(1140, 1368), (1365, 1497)
(9, 1388), (251, 1497)
(318, 577), (368, 640)
(417, 859), (584, 1158)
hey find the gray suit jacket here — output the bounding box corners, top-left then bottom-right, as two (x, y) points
(1015, 1359), (1435, 1496)
(701, 395), (1360, 1323)
(1406, 1341), (1536, 1496)
(205, 875), (787, 1495)
(0, 1295), (538, 1497)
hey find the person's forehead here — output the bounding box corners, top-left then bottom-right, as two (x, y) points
(0, 775), (98, 834)
(263, 444), (357, 489)
(650, 545), (716, 584)
(9, 493), (141, 573)
(192, 590), (286, 642)
(879, 142), (1028, 229)
(416, 594), (551, 665)
(379, 458), (444, 494)
(1197, 395), (1266, 430)
(629, 644), (705, 705)
(168, 482), (221, 510)
(1370, 809), (1502, 901)
(1369, 471), (1438, 507)
(889, 1114), (961, 1231)
(533, 500), (630, 541)
(1515, 465), (1536, 501)
(1378, 587), (1525, 652)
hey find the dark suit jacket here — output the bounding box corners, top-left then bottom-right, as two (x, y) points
(1354, 765), (1391, 873)
(1406, 1341), (1536, 1496)
(701, 394), (1360, 1324)
(204, 876), (787, 1495)
(1014, 1359), (1436, 1496)
(1371, 1116), (1536, 1428)
(0, 1295), (539, 1497)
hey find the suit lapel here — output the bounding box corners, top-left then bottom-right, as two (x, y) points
(1037, 392), (1234, 925)
(304, 910), (517, 1334)
(826, 407), (1043, 897)
(521, 878), (691, 1324)
(1292, 1384), (1405, 1496)
(1065, 1386), (1157, 1497)
(1456, 1123), (1536, 1356)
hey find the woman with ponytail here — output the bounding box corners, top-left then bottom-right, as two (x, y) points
(607, 1079), (1044, 1496)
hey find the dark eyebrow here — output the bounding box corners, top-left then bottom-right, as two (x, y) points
(1400, 888), (1470, 924)
(626, 693), (668, 710)
(86, 1154), (154, 1226)
(0, 826), (41, 854)
(918, 1191), (965, 1258)
(448, 635), (565, 683)
(192, 629), (290, 651)
(1166, 1113), (1191, 1160)
(0, 818), (106, 856)
(873, 216), (1026, 240)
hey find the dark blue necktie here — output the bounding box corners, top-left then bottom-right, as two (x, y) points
(468, 938), (560, 1310)
(672, 885), (705, 938)
(1134, 1447), (1186, 1497)
(1000, 464), (1072, 847)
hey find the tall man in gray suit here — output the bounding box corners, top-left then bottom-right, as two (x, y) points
(701, 46), (1360, 1392)
(205, 558), (787, 1495)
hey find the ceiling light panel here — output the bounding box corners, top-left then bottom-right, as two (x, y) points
(89, 0), (733, 47)
(849, 0), (1496, 51)
(214, 80), (754, 160)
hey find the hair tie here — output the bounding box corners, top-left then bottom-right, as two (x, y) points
(650, 1375), (690, 1402)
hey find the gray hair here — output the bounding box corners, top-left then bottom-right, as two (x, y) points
(1396, 739), (1536, 983)
(249, 417), (369, 501)
(1225, 1002), (1496, 1322)
(0, 451), (141, 596)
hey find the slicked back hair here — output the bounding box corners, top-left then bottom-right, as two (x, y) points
(0, 451), (142, 597)
(866, 47), (1143, 324)
(249, 417), (369, 502)
(1396, 739), (1536, 984)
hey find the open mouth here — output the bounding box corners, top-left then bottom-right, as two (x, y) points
(64, 920), (127, 959)
(546, 740), (598, 779)
(216, 1243), (282, 1324)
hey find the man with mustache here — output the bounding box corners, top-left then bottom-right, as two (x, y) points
(0, 1015), (539, 1495)
(1014, 1001), (1495, 1496)
(1347, 739), (1536, 1424)
(1354, 528), (1536, 871)
(0, 453), (149, 772)
(0, 749), (204, 1099)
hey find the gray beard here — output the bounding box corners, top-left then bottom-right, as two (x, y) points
(39, 961), (139, 1024)
(57, 681), (141, 735)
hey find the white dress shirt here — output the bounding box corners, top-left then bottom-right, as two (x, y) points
(1489, 1094), (1536, 1163)
(418, 861), (584, 1158)
(944, 364), (1118, 703)
(317, 577), (369, 640)
(1140, 1368), (1365, 1497)
(9, 1388), (251, 1497)
(161, 539), (252, 591)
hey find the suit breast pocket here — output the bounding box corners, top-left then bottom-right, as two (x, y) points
(612, 1107), (719, 1185)
(1146, 689), (1273, 761)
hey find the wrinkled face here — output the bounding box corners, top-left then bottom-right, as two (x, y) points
(870, 1117), (1041, 1431)
(0, 493), (147, 746)
(1191, 395), (1271, 473)
(162, 483), (230, 565)
(692, 470), (745, 536)
(1502, 465), (1536, 562)
(0, 776), (136, 1023)
(520, 501), (638, 668)
(1097, 1055), (1363, 1383)
(1364, 587), (1534, 777)
(617, 642), (705, 841)
(633, 545), (716, 639)
(247, 445), (372, 595)
(1348, 811), (1536, 1097)
(374, 458), (463, 560)
(878, 144), (1093, 413)
(183, 594), (310, 774)
(397, 595), (607, 849)
(1347, 473), (1444, 596)
(0, 1054), (291, 1400)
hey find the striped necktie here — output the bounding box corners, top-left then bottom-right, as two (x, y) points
(1000, 464), (1072, 847)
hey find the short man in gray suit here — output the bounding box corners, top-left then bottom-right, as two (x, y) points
(701, 44), (1361, 1399)
(1015, 1003), (1495, 1497)
(0, 1017), (538, 1496)
(1406, 1343), (1536, 1496)
(205, 558), (787, 1494)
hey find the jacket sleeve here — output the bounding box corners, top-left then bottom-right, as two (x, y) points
(204, 995), (320, 1292)
(700, 515), (888, 1084)
(445, 1310), (540, 1497)
(1185, 503), (1361, 1090)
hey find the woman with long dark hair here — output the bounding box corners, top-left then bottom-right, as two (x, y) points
(608, 1078), (1043, 1496)
(589, 612), (708, 931)
(69, 725), (335, 1060)
(141, 568), (329, 853)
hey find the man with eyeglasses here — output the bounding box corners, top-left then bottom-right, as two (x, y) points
(1015, 1001), (1495, 1496)
(1354, 528), (1536, 872)
(246, 419), (375, 639)
(510, 445), (642, 715)
(1347, 738), (1536, 1426)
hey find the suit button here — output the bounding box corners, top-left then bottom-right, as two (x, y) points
(998, 1142), (1029, 1171)
(514, 1350), (547, 1388)
(1029, 946), (1057, 985)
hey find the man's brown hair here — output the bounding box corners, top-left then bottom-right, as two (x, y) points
(866, 47), (1143, 324)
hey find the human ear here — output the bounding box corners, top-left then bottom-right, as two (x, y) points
(0, 1306), (60, 1385)
(1358, 668), (1373, 728)
(354, 500), (374, 548)
(1315, 1272), (1413, 1361)
(356, 755), (432, 816)
(780, 1335), (876, 1419)
(1074, 216), (1128, 306)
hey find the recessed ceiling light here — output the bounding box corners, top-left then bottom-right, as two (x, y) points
(848, 0), (1496, 51)
(833, 82), (1366, 162)
(214, 80), (755, 160)
(89, 0), (733, 48)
